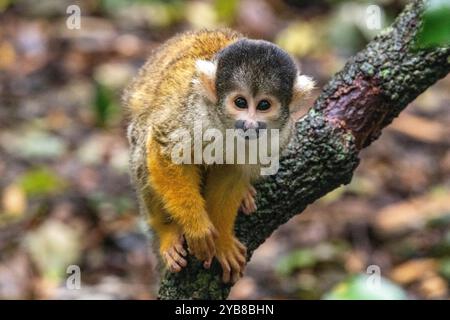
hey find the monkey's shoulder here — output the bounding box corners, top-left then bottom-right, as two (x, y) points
(123, 29), (242, 118)
(146, 29), (242, 89)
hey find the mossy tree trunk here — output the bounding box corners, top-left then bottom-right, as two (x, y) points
(158, 0), (450, 299)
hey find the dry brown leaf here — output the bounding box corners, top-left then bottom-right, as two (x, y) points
(344, 250), (366, 273)
(388, 113), (449, 144)
(0, 41), (16, 70)
(374, 190), (450, 235)
(389, 259), (438, 285)
(1, 184), (27, 217)
(417, 274), (448, 299)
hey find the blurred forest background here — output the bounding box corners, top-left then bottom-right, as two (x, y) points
(0, 0), (449, 300)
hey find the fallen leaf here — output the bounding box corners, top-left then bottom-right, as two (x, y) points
(374, 189), (450, 235)
(1, 184), (27, 217)
(389, 259), (438, 285)
(388, 113), (449, 144)
(0, 41), (16, 70)
(417, 274), (448, 299)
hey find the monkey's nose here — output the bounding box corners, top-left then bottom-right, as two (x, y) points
(235, 120), (263, 131)
(244, 120), (258, 130)
(235, 120), (266, 139)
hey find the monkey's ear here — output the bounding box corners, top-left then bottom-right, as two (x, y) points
(195, 59), (218, 104)
(289, 74), (315, 112)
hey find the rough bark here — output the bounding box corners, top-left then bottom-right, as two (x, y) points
(158, 0), (450, 299)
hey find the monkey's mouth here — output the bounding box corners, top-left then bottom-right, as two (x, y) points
(237, 129), (259, 140)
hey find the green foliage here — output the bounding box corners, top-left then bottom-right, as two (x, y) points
(416, 0), (450, 48)
(0, 0), (11, 11)
(18, 168), (67, 197)
(100, 0), (184, 27)
(94, 82), (119, 127)
(430, 229), (450, 256)
(101, 0), (181, 10)
(89, 192), (134, 216)
(276, 242), (350, 276)
(439, 258), (450, 280)
(323, 274), (408, 300)
(276, 249), (317, 276)
(214, 0), (238, 24)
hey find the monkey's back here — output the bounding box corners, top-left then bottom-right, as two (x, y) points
(123, 29), (242, 120)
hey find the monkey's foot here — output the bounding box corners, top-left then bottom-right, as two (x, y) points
(185, 223), (218, 264)
(215, 236), (247, 283)
(160, 232), (187, 273)
(240, 186), (257, 215)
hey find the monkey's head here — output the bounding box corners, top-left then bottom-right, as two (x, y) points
(195, 38), (314, 139)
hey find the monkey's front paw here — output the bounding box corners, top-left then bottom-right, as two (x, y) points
(216, 237), (247, 283)
(185, 224), (218, 265)
(240, 186), (257, 215)
(160, 233), (188, 273)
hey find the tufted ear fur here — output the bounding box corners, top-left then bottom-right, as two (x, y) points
(195, 59), (218, 104)
(289, 74), (315, 112)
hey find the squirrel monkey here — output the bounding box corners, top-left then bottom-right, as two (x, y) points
(123, 29), (314, 283)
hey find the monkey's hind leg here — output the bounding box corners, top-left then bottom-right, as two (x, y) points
(145, 199), (188, 273)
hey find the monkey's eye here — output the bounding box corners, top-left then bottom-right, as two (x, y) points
(234, 97), (248, 109)
(257, 100), (271, 111)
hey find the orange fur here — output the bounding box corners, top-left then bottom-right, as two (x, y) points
(146, 138), (211, 238)
(204, 165), (249, 251)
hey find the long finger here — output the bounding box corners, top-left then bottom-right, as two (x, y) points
(196, 239), (208, 261)
(163, 252), (182, 273)
(203, 256), (213, 269)
(205, 235), (216, 258)
(189, 239), (202, 260)
(175, 243), (187, 257)
(249, 186), (257, 196)
(236, 252), (246, 266)
(168, 248), (187, 267)
(244, 196), (251, 210)
(229, 258), (242, 283)
(249, 197), (257, 212)
(234, 239), (247, 254)
(218, 257), (231, 283)
(241, 201), (250, 214)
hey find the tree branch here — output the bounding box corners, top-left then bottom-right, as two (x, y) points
(158, 0), (450, 299)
